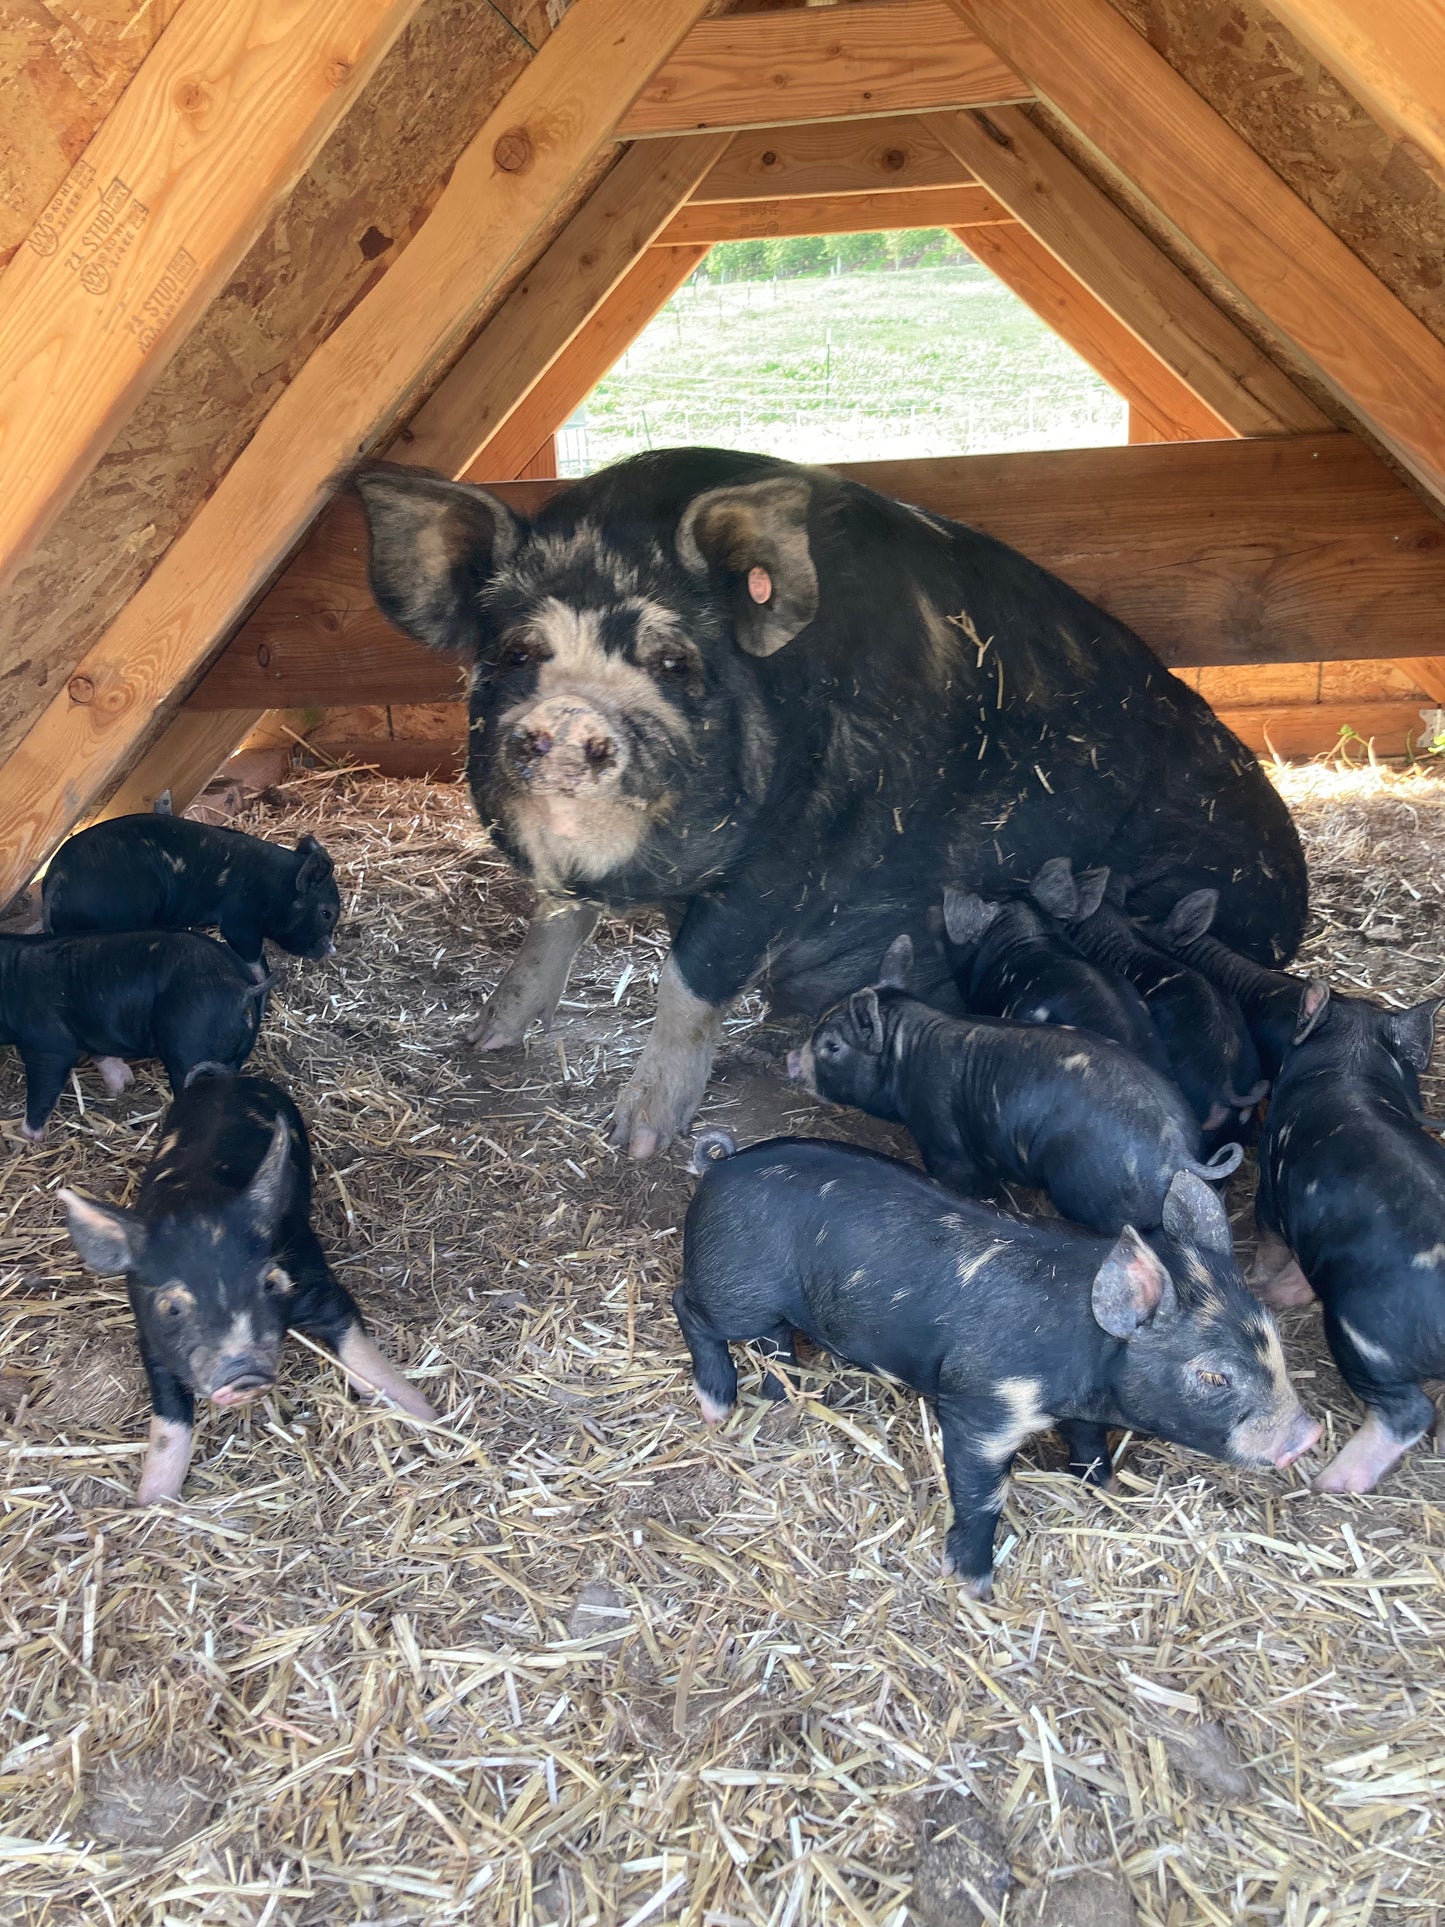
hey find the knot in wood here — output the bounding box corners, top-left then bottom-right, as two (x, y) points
(494, 127), (534, 174)
(174, 79), (209, 115)
(256, 643), (272, 669)
(881, 148), (907, 173)
(68, 675), (95, 705)
(325, 56), (352, 87)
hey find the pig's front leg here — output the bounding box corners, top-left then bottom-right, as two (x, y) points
(1059, 1418), (1115, 1490)
(18, 1049), (76, 1140)
(609, 955), (723, 1158)
(1313, 1314), (1433, 1494)
(936, 1399), (1014, 1600)
(286, 1227), (436, 1421)
(136, 1365), (195, 1504)
(467, 896), (600, 1049)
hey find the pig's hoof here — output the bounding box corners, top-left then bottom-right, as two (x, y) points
(694, 1383), (734, 1427)
(1251, 1257), (1315, 1308)
(465, 1009), (528, 1050)
(19, 1120), (46, 1143)
(609, 1071), (704, 1159)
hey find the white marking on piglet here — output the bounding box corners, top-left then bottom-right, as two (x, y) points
(1336, 1316), (1395, 1370)
(336, 1327), (437, 1421)
(694, 1380), (733, 1427)
(819, 1179), (838, 1197)
(980, 1376), (1052, 1462)
(1062, 1052), (1091, 1072)
(956, 1239), (1009, 1287)
(1411, 1242), (1445, 1269)
(136, 1415), (194, 1504)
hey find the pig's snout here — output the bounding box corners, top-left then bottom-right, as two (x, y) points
(786, 1049), (802, 1080)
(507, 699), (624, 793)
(1271, 1409), (1323, 1469)
(1232, 1404), (1322, 1469)
(787, 1042), (817, 1091)
(208, 1356), (276, 1407)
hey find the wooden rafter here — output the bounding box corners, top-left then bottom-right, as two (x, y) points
(661, 185), (1010, 244)
(0, 0), (716, 907)
(955, 223), (1228, 443)
(187, 436), (1445, 710)
(0, 0), (427, 602)
(1267, 1), (1445, 191)
(923, 108), (1328, 438)
(694, 117), (973, 201)
(945, 0), (1445, 505)
(618, 1), (1031, 136)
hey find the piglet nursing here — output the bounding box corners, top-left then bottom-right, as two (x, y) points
(60, 1071), (434, 1502)
(676, 1135), (1318, 1596)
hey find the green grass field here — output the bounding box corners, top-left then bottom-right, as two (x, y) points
(565, 257), (1127, 473)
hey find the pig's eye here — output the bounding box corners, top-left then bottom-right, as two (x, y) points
(817, 1037), (841, 1059)
(500, 641), (539, 669)
(156, 1291), (187, 1320)
(657, 652), (689, 677)
(263, 1267), (293, 1296)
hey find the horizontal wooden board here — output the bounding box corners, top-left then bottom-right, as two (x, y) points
(187, 434), (1445, 709)
(660, 186), (1011, 243)
(619, 0), (1031, 135)
(695, 117), (974, 202)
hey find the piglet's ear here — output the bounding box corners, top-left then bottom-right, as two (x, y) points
(1161, 1170), (1233, 1255)
(847, 988), (886, 1054)
(242, 1118), (292, 1239)
(295, 837), (334, 891)
(1029, 858), (1077, 919)
(1293, 980), (1330, 1043)
(942, 888), (999, 947)
(1384, 996), (1442, 1072)
(1075, 867), (1112, 920)
(354, 465), (520, 656)
(878, 934), (913, 989)
(1091, 1227), (1179, 1339)
(1161, 888), (1218, 947)
(59, 1189), (142, 1275)
(677, 475), (818, 657)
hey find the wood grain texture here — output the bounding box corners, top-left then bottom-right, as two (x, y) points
(957, 222), (1227, 442)
(924, 107), (1326, 437)
(398, 135), (730, 476)
(1390, 658), (1445, 706)
(662, 184), (1011, 242)
(0, 1), (184, 273)
(618, 0), (1032, 134)
(695, 116), (974, 201)
(0, 0), (426, 599)
(0, 0), (538, 769)
(89, 709), (266, 822)
(1267, 0), (1445, 191)
(187, 435), (1445, 712)
(0, 0), (715, 906)
(946, 0), (1445, 503)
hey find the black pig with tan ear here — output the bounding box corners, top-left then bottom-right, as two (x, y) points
(352, 447), (1306, 1158)
(60, 1070), (433, 1503)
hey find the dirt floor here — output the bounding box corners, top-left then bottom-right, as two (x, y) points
(1, 760), (1443, 1926)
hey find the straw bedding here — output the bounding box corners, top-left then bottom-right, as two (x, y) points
(1, 759), (1442, 1926)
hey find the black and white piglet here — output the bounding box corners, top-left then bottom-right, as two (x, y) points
(789, 939), (1239, 1234)
(2, 931), (270, 1138)
(44, 814), (341, 971)
(1255, 986), (1445, 1493)
(1033, 860), (1266, 1149)
(941, 883), (1168, 1071)
(60, 1071), (435, 1502)
(676, 1134), (1318, 1596)
(1150, 887), (1322, 1080)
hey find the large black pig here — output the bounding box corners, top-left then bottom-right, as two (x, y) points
(353, 449), (1306, 1156)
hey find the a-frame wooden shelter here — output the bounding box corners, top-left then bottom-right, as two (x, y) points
(5, 0), (1445, 907)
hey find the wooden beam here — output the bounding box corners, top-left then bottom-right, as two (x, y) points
(661, 185), (1012, 244)
(0, 0), (715, 907)
(87, 710), (267, 824)
(956, 222), (1228, 443)
(396, 133), (730, 477)
(1267, 1), (1445, 192)
(461, 246), (709, 484)
(1217, 700), (1430, 761)
(0, 0), (426, 602)
(618, 0), (1031, 136)
(923, 108), (1327, 438)
(945, 0), (1445, 505)
(187, 435), (1445, 712)
(695, 117), (974, 202)
(1391, 658), (1445, 706)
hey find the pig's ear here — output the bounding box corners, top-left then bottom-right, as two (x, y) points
(353, 465), (520, 655)
(1091, 1228), (1179, 1338)
(59, 1189), (141, 1274)
(1161, 1170), (1233, 1254)
(1075, 867), (1112, 920)
(879, 934), (913, 989)
(1384, 996), (1442, 1071)
(1029, 858), (1077, 919)
(676, 475), (818, 657)
(846, 988), (885, 1053)
(294, 835), (335, 891)
(942, 888), (999, 946)
(1293, 980), (1330, 1043)
(241, 1118), (292, 1237)
(1161, 888), (1218, 946)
